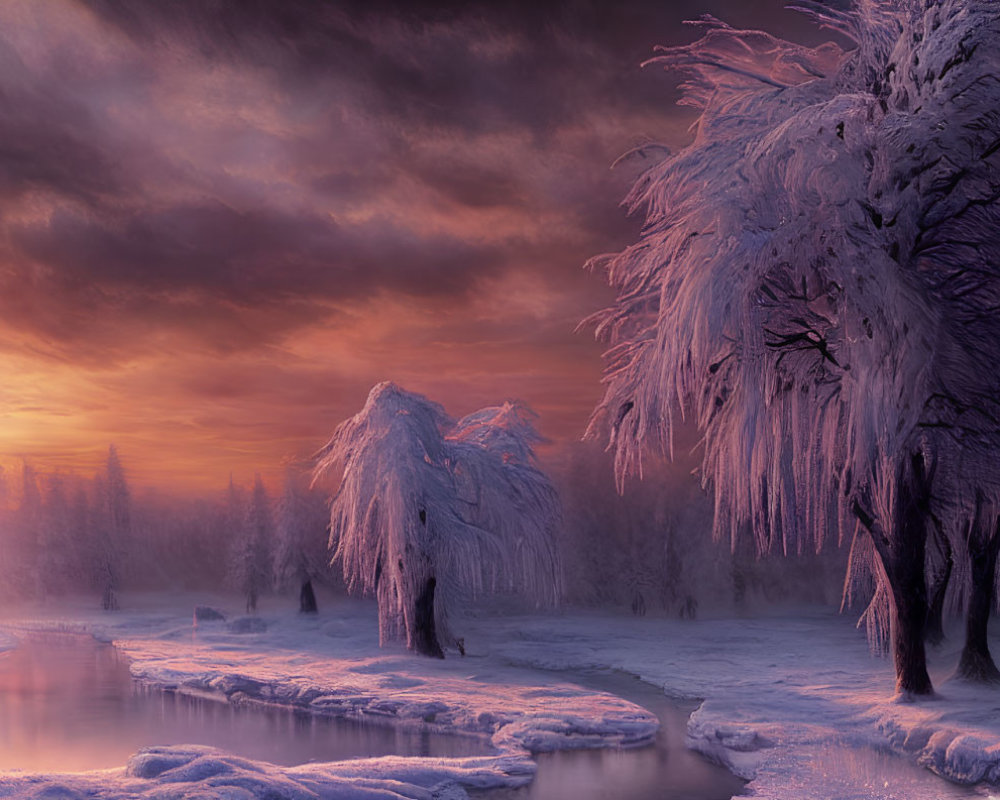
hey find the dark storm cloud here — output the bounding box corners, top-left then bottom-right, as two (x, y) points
(80, 0), (680, 131)
(1, 0), (822, 363)
(408, 161), (526, 210)
(80, 0), (825, 135)
(9, 203), (509, 301)
(2, 0), (668, 359)
(0, 29), (125, 205)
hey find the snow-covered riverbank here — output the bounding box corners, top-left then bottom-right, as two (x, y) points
(2, 594), (1000, 799)
(467, 607), (1000, 799)
(0, 594), (657, 799)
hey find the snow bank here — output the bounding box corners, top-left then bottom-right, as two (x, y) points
(110, 624), (658, 756)
(0, 595), (656, 799)
(870, 679), (1000, 786)
(0, 744), (532, 799)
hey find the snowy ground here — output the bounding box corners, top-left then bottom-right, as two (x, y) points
(467, 607), (1000, 799)
(1, 595), (1000, 799)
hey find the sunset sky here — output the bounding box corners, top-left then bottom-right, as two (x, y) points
(0, 0), (835, 493)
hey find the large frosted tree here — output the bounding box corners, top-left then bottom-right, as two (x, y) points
(587, 1), (1000, 694)
(314, 382), (561, 657)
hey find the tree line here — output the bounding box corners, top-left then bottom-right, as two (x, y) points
(0, 448), (336, 613)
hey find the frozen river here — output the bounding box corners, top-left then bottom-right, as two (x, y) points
(0, 631), (747, 799)
(1, 606), (994, 800)
(475, 669), (746, 800)
(0, 632), (489, 772)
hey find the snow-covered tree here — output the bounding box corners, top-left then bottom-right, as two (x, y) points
(586, 1), (1000, 694)
(446, 402), (562, 606)
(273, 468), (330, 613)
(314, 382), (561, 657)
(0, 466), (9, 585)
(954, 496), (1000, 680)
(13, 461), (43, 599)
(38, 473), (79, 596)
(96, 445), (131, 610)
(229, 475), (273, 614)
(220, 475), (245, 553)
(923, 520), (953, 649)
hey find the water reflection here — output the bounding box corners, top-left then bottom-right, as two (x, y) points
(0, 632), (489, 772)
(806, 740), (984, 799)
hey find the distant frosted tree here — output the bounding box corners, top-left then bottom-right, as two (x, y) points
(230, 475), (273, 614)
(13, 461), (43, 599)
(314, 382), (561, 657)
(273, 468), (330, 613)
(70, 482), (95, 593)
(586, 1), (1000, 694)
(221, 475), (245, 551)
(39, 473), (76, 596)
(0, 466), (8, 584)
(98, 445), (131, 610)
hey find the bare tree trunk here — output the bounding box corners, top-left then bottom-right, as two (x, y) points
(925, 519), (952, 647)
(411, 576), (444, 658)
(299, 578), (318, 614)
(887, 455), (934, 695)
(888, 548), (933, 695)
(957, 512), (1000, 682)
(854, 453), (934, 696)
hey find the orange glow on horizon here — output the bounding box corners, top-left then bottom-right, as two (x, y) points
(0, 282), (609, 495)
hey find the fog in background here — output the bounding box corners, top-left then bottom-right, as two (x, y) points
(0, 443), (849, 617)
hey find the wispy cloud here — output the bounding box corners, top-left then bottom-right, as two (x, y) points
(0, 0), (823, 489)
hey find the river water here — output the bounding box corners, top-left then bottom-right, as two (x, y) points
(473, 669), (747, 800)
(0, 632), (488, 772)
(0, 632), (750, 798)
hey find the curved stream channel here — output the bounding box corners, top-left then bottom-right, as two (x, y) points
(1, 633), (738, 797)
(475, 669), (746, 800)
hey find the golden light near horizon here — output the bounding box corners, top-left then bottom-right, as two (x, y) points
(0, 285), (608, 495)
